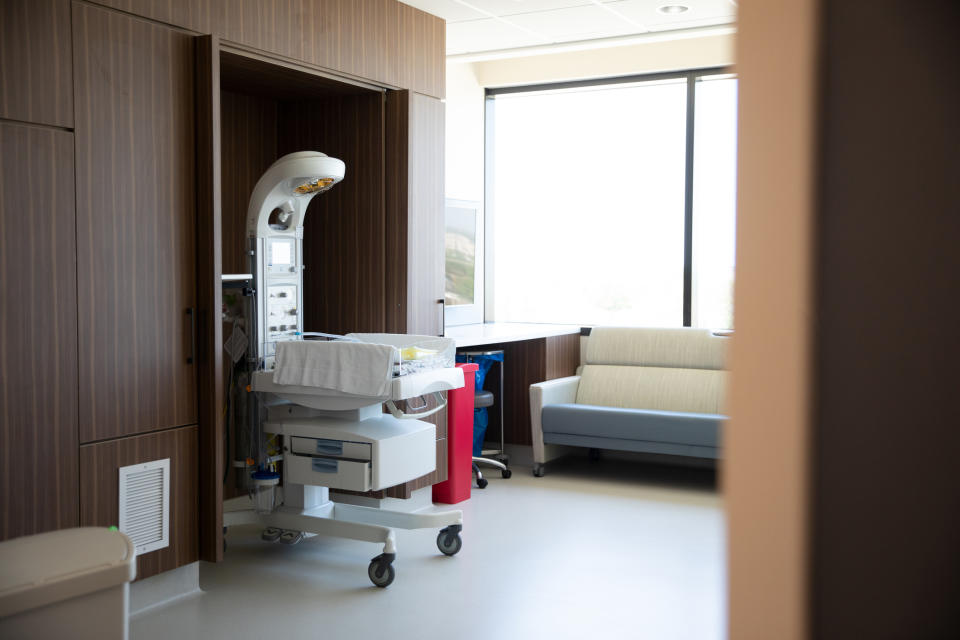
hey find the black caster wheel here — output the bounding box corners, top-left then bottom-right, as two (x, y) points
(437, 525), (463, 556)
(261, 527), (282, 542)
(477, 477), (489, 489)
(368, 553), (396, 588)
(501, 468), (512, 479)
(533, 464), (545, 477)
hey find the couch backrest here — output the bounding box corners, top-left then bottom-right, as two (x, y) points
(584, 327), (727, 369)
(576, 328), (729, 414)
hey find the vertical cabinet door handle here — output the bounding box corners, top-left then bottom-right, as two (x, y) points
(437, 299), (445, 337)
(186, 307), (196, 364)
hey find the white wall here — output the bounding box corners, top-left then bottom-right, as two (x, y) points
(445, 62), (485, 203)
(444, 31), (735, 204)
(474, 33), (734, 88)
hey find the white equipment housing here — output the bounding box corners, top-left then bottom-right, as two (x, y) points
(226, 151), (465, 588)
(246, 151), (344, 360)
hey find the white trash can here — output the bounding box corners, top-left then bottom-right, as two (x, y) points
(0, 527), (137, 640)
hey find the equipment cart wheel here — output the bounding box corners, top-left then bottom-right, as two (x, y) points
(501, 468), (512, 479)
(368, 553), (396, 588)
(437, 525), (463, 556)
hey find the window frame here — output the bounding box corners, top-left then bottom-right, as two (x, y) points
(483, 66), (733, 327)
(443, 198), (484, 327)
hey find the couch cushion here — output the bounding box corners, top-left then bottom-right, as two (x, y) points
(541, 403), (724, 448)
(576, 365), (727, 414)
(585, 327), (727, 370)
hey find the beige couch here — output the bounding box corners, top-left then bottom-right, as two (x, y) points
(529, 327), (729, 476)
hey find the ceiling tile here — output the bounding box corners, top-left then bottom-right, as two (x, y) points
(462, 0), (594, 18)
(400, 0), (487, 22)
(442, 0), (737, 55)
(507, 4), (639, 39)
(605, 0), (735, 30)
(446, 18), (548, 55)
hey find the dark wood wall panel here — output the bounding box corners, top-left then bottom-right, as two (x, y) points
(73, 3), (198, 442)
(217, 0), (398, 89)
(279, 94), (386, 334)
(811, 2), (960, 636)
(406, 93), (445, 336)
(220, 91), (279, 275)
(219, 87), (280, 504)
(384, 90), (410, 333)
(195, 34), (224, 563)
(85, 0), (445, 98)
(462, 336), (581, 447)
(397, 3), (446, 99)
(545, 333), (581, 380)
(385, 90), (445, 337)
(0, 123), (79, 541)
(501, 339), (545, 446)
(80, 425), (199, 581)
(0, 0), (73, 127)
(217, 1), (340, 81)
(91, 0), (215, 34)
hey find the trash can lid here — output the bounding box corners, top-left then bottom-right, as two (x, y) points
(0, 527), (136, 618)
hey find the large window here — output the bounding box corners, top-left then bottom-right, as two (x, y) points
(482, 70), (737, 328)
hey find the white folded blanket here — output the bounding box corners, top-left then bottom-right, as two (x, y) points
(273, 340), (398, 397)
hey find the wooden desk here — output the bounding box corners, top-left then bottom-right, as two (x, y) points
(447, 324), (582, 446)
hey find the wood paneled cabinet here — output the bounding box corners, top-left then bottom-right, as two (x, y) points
(86, 0), (446, 99)
(386, 90), (446, 337)
(0, 122), (79, 541)
(80, 427), (199, 579)
(0, 0), (73, 128)
(73, 3), (198, 443)
(381, 89), (448, 498)
(0, 0), (448, 574)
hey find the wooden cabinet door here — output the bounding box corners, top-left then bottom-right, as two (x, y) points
(80, 426), (199, 580)
(407, 92), (445, 336)
(386, 90), (445, 336)
(73, 3), (197, 442)
(0, 0), (73, 128)
(0, 123), (79, 541)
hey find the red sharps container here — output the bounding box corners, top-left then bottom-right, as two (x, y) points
(432, 362), (478, 504)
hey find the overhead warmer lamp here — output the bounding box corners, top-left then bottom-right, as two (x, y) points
(245, 151), (346, 362)
(246, 151), (346, 238)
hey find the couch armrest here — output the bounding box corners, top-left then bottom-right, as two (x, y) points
(530, 376), (580, 465)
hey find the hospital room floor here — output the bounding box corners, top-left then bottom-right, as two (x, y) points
(131, 456), (725, 640)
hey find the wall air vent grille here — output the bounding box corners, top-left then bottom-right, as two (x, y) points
(118, 458), (170, 556)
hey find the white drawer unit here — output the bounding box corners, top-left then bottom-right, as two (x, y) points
(266, 413), (437, 491)
(289, 437), (371, 461)
(284, 454), (372, 492)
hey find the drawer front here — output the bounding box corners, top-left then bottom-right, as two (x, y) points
(289, 436), (371, 461)
(285, 454), (371, 492)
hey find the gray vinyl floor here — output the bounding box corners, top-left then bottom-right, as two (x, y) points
(131, 456), (725, 640)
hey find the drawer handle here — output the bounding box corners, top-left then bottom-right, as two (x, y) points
(315, 439), (343, 456)
(311, 458), (339, 473)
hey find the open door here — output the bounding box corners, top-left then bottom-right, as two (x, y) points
(195, 33), (225, 563)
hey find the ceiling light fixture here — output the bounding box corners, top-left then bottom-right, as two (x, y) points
(658, 5), (690, 14)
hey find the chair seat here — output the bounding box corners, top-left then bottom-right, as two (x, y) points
(541, 403), (725, 448)
(474, 389), (495, 408)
